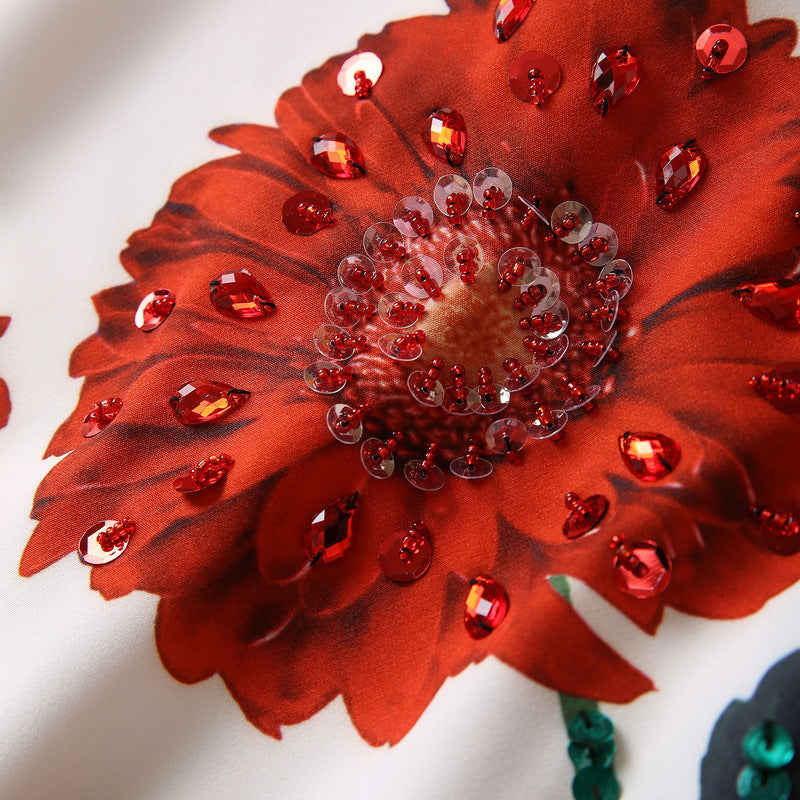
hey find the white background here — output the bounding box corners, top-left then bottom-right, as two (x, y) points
(0, 1), (798, 797)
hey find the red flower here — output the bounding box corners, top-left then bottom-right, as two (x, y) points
(19, 0), (800, 745)
(0, 316), (10, 430)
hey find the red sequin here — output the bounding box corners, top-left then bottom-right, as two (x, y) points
(563, 492), (610, 539)
(173, 454), (234, 493)
(378, 522), (433, 582)
(618, 431), (681, 481)
(281, 190), (334, 236)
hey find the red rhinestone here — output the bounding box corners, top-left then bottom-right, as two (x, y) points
(422, 108), (467, 166)
(78, 519), (135, 565)
(611, 536), (672, 598)
(733, 278), (800, 329)
(618, 431), (681, 481)
(310, 133), (365, 179)
(464, 575), (509, 639)
(304, 493), (358, 564)
(751, 363), (800, 411)
(170, 381), (249, 425)
(378, 525), (432, 582)
(210, 270), (276, 319)
(655, 141), (707, 210)
(509, 51), (561, 106)
(134, 289), (175, 331)
(81, 398), (123, 437)
(494, 0), (533, 43)
(173, 453), (234, 493)
(590, 47), (641, 115)
(281, 190), (334, 236)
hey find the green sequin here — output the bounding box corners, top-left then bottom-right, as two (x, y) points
(568, 739), (617, 769)
(735, 765), (791, 800)
(742, 721), (795, 770)
(567, 711), (615, 746)
(571, 766), (620, 800)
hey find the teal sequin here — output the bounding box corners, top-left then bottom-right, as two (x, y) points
(742, 721), (795, 770)
(571, 766), (620, 800)
(568, 739), (617, 770)
(567, 711), (615, 746)
(735, 765), (791, 800)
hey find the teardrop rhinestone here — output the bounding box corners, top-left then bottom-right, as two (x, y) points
(81, 397), (123, 437)
(78, 519), (135, 565)
(655, 141), (707, 210)
(134, 289), (175, 331)
(304, 493), (358, 564)
(173, 453), (234, 493)
(590, 47), (641, 115)
(494, 0), (533, 43)
(464, 575), (509, 639)
(750, 363), (800, 411)
(733, 278), (800, 329)
(169, 381), (250, 425)
(509, 51), (561, 105)
(422, 108), (467, 166)
(618, 431), (681, 481)
(310, 133), (365, 179)
(281, 190), (334, 236)
(209, 270), (276, 318)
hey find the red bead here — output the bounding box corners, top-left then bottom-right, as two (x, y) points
(304, 493), (358, 564)
(134, 289), (175, 331)
(281, 190), (334, 235)
(210, 271), (276, 319)
(81, 398), (123, 437)
(618, 431), (681, 481)
(509, 51), (561, 105)
(563, 492), (610, 539)
(695, 24), (748, 77)
(170, 381), (250, 425)
(387, 299), (425, 327)
(655, 141), (707, 210)
(494, 0), (533, 43)
(750, 364), (800, 410)
(337, 52), (383, 97)
(422, 108), (467, 166)
(590, 47), (641, 115)
(464, 576), (509, 638)
(610, 535), (672, 598)
(310, 133), (365, 179)
(378, 521), (433, 582)
(751, 505), (800, 555)
(518, 194), (550, 231)
(173, 453), (234, 493)
(733, 278), (800, 329)
(78, 519), (136, 565)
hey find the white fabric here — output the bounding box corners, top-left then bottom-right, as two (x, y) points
(0, 1), (798, 797)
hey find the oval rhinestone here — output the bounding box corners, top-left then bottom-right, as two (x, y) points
(81, 397), (123, 437)
(509, 51), (561, 105)
(422, 108), (467, 166)
(170, 381), (249, 425)
(494, 0), (533, 43)
(733, 278), (800, 329)
(281, 190), (334, 236)
(134, 289), (175, 331)
(210, 270), (276, 318)
(78, 519), (135, 565)
(590, 47), (641, 115)
(655, 141), (707, 210)
(464, 575), (509, 639)
(304, 493), (358, 564)
(618, 431), (681, 481)
(310, 132), (365, 178)
(173, 453), (234, 493)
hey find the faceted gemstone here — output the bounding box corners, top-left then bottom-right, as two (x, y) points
(464, 575), (509, 639)
(590, 47), (641, 115)
(378, 526), (432, 582)
(655, 141), (707, 210)
(733, 278), (800, 329)
(170, 380), (249, 425)
(422, 108), (467, 166)
(81, 397), (123, 437)
(742, 721), (795, 770)
(173, 453), (234, 493)
(336, 51), (383, 96)
(618, 431), (681, 481)
(281, 190), (334, 236)
(509, 51), (561, 105)
(310, 132), (365, 178)
(696, 24), (748, 75)
(567, 710), (615, 746)
(735, 765), (791, 800)
(572, 766), (620, 800)
(611, 536), (672, 599)
(78, 519), (135, 565)
(304, 493), (358, 564)
(750, 363), (800, 411)
(494, 0), (533, 43)
(134, 289), (175, 331)
(210, 270), (276, 318)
